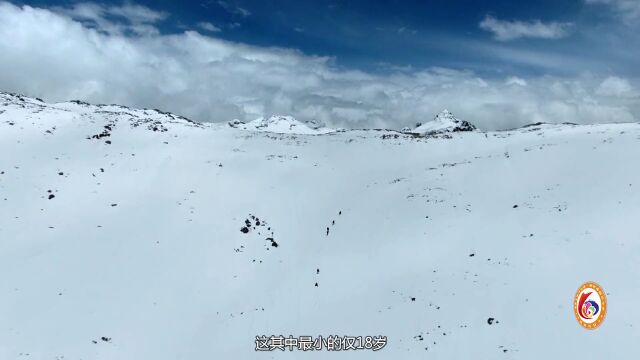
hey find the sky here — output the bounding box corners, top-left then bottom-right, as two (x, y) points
(0, 0), (639, 129)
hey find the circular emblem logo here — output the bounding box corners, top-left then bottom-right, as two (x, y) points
(574, 281), (607, 329)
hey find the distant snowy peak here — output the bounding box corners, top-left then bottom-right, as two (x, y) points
(412, 109), (477, 135)
(229, 115), (334, 134)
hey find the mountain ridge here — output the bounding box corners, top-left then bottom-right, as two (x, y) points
(4, 92), (635, 134)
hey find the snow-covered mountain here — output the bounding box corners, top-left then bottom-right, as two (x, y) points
(1, 92), (639, 359)
(229, 115), (335, 134)
(412, 109), (477, 135)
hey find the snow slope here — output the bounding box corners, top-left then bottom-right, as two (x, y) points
(1, 92), (639, 359)
(413, 109), (477, 135)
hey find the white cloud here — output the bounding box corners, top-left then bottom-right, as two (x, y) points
(217, 0), (250, 17)
(505, 76), (528, 86)
(586, 0), (640, 24)
(106, 3), (168, 23)
(197, 22), (222, 32)
(0, 2), (638, 130)
(596, 76), (638, 97)
(479, 15), (573, 41)
(397, 27), (417, 35)
(53, 2), (168, 36)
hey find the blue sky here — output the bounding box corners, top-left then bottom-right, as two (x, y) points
(0, 0), (639, 128)
(16, 0), (637, 76)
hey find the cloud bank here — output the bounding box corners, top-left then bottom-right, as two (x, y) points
(0, 2), (638, 130)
